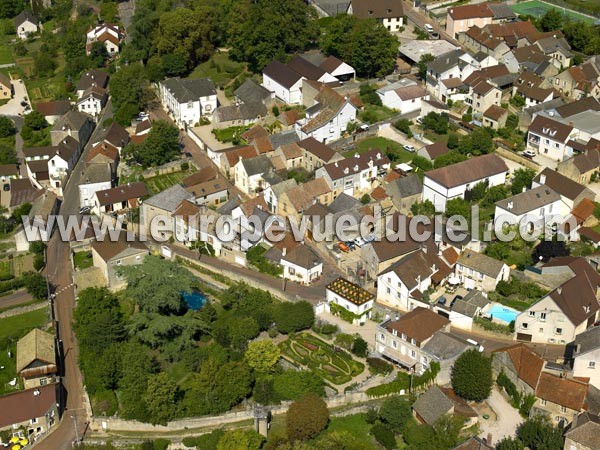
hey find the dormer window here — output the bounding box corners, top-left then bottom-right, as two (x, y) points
(387, 8), (392, 14)
(549, 130), (557, 137)
(368, 10), (373, 15)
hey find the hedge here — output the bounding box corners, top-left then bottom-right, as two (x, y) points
(330, 302), (370, 323)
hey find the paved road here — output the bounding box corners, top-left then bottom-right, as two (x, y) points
(0, 79), (29, 116)
(33, 102), (113, 450)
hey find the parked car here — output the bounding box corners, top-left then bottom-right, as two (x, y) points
(403, 144), (416, 152)
(415, 117), (423, 125)
(345, 241), (356, 250)
(357, 124), (370, 132)
(79, 206), (91, 215)
(522, 150), (536, 158)
(354, 237), (366, 247)
(424, 24), (434, 33)
(338, 242), (350, 252)
(437, 296), (447, 305)
(429, 32), (440, 39)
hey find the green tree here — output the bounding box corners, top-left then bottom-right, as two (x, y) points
(506, 114), (519, 130)
(228, 0), (318, 72)
(451, 349), (493, 401)
(119, 342), (158, 421)
(109, 63), (150, 125)
(370, 423), (396, 450)
(245, 340), (281, 373)
(418, 53), (435, 80)
(411, 155), (433, 172)
(100, 1), (119, 22)
(379, 396), (411, 432)
(286, 394), (329, 442)
(411, 200), (436, 217)
(144, 372), (179, 425)
(518, 416), (564, 450)
(217, 430), (265, 450)
(160, 53), (187, 77)
(321, 14), (398, 78)
(351, 336), (368, 357)
(274, 301), (315, 333)
(0, 116), (15, 137)
(273, 370), (325, 400)
(88, 41), (109, 68)
(23, 110), (48, 131)
(445, 198), (470, 219)
(511, 168), (536, 195)
(360, 194), (371, 205)
(447, 133), (459, 149)
(34, 52), (57, 77)
(495, 437), (525, 450)
(0, 0), (24, 19)
(540, 8), (563, 31)
(22, 271), (47, 299)
(123, 120), (180, 167)
(462, 128), (494, 155)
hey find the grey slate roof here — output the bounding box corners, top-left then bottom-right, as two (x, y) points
(427, 50), (465, 75)
(457, 250), (505, 278)
(215, 103), (267, 122)
(269, 179), (297, 197)
(495, 185), (561, 216)
(573, 326), (600, 357)
(234, 79), (271, 105)
(564, 412), (600, 449)
(387, 174), (422, 199)
(328, 193), (361, 214)
(270, 130), (299, 150)
(422, 332), (471, 361)
(241, 154), (274, 177)
(412, 386), (454, 425)
(144, 184), (193, 212)
(217, 195), (242, 215)
(82, 163), (112, 184)
(162, 78), (216, 103)
(14, 10), (37, 27)
(52, 110), (91, 132)
(451, 290), (489, 318)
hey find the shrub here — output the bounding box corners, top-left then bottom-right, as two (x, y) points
(272, 106), (280, 116)
(181, 162), (189, 171)
(367, 357), (393, 375)
(286, 394), (330, 442)
(152, 439), (170, 450)
(351, 337), (368, 357)
(370, 423), (396, 450)
(183, 430), (225, 450)
(451, 349), (492, 401)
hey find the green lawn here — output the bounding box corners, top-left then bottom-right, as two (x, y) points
(73, 251), (93, 270)
(143, 170), (195, 195)
(345, 137), (415, 163)
(358, 104), (396, 124)
(325, 414), (378, 446)
(510, 0), (596, 24)
(423, 130), (450, 145)
(212, 125), (252, 143)
(188, 52), (247, 88)
(0, 259), (12, 279)
(0, 44), (13, 65)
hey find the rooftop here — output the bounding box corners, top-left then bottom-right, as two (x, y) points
(326, 277), (374, 305)
(383, 307), (449, 346)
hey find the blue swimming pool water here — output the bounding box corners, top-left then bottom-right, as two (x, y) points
(182, 290), (207, 310)
(488, 304), (519, 324)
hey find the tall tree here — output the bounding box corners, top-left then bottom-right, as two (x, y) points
(539, 9), (563, 32)
(511, 168), (536, 195)
(245, 340), (281, 373)
(286, 394), (329, 442)
(378, 396), (412, 432)
(109, 63), (150, 126)
(216, 430), (265, 450)
(451, 349), (493, 401)
(144, 372), (179, 425)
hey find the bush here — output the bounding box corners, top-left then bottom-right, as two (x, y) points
(359, 84), (382, 106)
(367, 357), (393, 375)
(370, 423), (396, 450)
(152, 439), (170, 450)
(351, 337), (368, 357)
(181, 162), (189, 171)
(272, 106), (280, 116)
(360, 194), (371, 204)
(286, 394), (330, 442)
(394, 118), (413, 137)
(451, 349), (492, 401)
(379, 396), (411, 432)
(183, 429), (224, 450)
(334, 333), (355, 351)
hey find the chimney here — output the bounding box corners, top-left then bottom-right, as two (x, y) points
(539, 174), (546, 185)
(282, 247), (287, 256)
(507, 201), (513, 210)
(557, 287), (562, 295)
(522, 186), (527, 193)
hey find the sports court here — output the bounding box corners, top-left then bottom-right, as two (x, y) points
(510, 0), (596, 24)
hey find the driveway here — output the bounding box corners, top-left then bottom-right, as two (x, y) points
(478, 388), (522, 444)
(0, 79), (29, 116)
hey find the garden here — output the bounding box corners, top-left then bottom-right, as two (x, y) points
(73, 251), (93, 270)
(141, 169), (194, 196)
(344, 137), (415, 164)
(279, 333), (364, 385)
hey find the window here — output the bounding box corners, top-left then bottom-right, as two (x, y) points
(540, 312), (546, 322)
(522, 323), (528, 329)
(379, 333), (385, 342)
(116, 259), (122, 265)
(288, 267), (295, 275)
(539, 328), (544, 333)
(410, 350), (416, 358)
(555, 328), (562, 335)
(541, 399), (547, 406)
(560, 406), (567, 413)
(529, 311), (535, 317)
(589, 361), (596, 369)
(478, 272), (484, 280)
(392, 340), (397, 349)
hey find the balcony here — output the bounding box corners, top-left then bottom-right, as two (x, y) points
(528, 134), (541, 148)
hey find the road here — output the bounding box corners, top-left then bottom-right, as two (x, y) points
(33, 102), (113, 450)
(402, 0), (463, 48)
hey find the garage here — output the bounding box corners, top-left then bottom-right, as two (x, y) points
(516, 333), (532, 342)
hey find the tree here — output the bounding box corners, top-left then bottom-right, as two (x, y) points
(109, 63), (150, 125)
(421, 112), (449, 135)
(418, 53), (435, 80)
(88, 41), (109, 68)
(144, 372), (179, 425)
(0, 0), (24, 19)
(23, 110), (48, 131)
(462, 128), (494, 155)
(286, 394), (329, 442)
(447, 133), (459, 149)
(274, 301), (315, 333)
(411, 155), (433, 172)
(123, 120), (180, 167)
(245, 340), (281, 373)
(451, 349), (493, 401)
(445, 198), (470, 219)
(160, 53), (187, 77)
(540, 9), (564, 32)
(34, 52), (57, 77)
(506, 114), (519, 130)
(217, 430), (265, 450)
(411, 200), (436, 217)
(433, 150), (467, 169)
(22, 272), (47, 299)
(360, 194), (371, 205)
(0, 116), (15, 138)
(370, 423), (396, 450)
(321, 14), (398, 78)
(119, 342), (158, 421)
(228, 0), (319, 72)
(495, 437), (525, 450)
(518, 416), (564, 450)
(511, 168), (536, 195)
(379, 396), (411, 432)
(394, 118), (413, 137)
(12, 202), (32, 221)
(351, 336), (368, 357)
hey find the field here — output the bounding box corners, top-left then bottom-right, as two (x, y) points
(73, 251), (93, 270)
(143, 170), (194, 195)
(344, 137), (415, 163)
(0, 254), (35, 278)
(280, 333), (364, 385)
(188, 52), (247, 88)
(510, 0), (596, 24)
(0, 44), (13, 65)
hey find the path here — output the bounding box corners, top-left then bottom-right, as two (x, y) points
(0, 289), (33, 310)
(478, 388), (522, 443)
(0, 79), (28, 117)
(118, 0), (135, 43)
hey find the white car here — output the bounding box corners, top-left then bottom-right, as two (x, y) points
(403, 144), (416, 152)
(354, 237), (366, 247)
(415, 117), (423, 125)
(522, 150), (536, 158)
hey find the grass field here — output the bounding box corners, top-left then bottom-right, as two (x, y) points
(344, 137), (415, 163)
(510, 0), (596, 24)
(188, 52), (247, 88)
(144, 170), (194, 195)
(73, 251), (93, 270)
(0, 44), (13, 65)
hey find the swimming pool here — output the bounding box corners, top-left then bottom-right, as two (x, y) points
(182, 290), (207, 310)
(487, 304), (519, 324)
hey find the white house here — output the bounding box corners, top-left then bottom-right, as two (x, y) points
(494, 185), (570, 231)
(326, 277), (375, 324)
(78, 163), (113, 208)
(315, 149), (390, 198)
(570, 326), (600, 389)
(426, 50), (478, 100)
(14, 11), (38, 39)
(527, 114), (575, 161)
(515, 257), (600, 344)
(76, 86), (107, 118)
(347, 0), (404, 32)
(435, 290), (489, 331)
(377, 79), (428, 114)
(262, 60), (304, 104)
(281, 244), (323, 285)
(86, 23), (122, 56)
(295, 84), (357, 144)
(377, 248), (449, 312)
(288, 56), (338, 84)
(233, 154), (280, 196)
(422, 153), (508, 212)
(320, 55), (355, 81)
(455, 250), (509, 292)
(159, 77), (217, 128)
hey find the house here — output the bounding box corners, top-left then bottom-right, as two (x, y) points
(140, 184), (194, 239)
(14, 11), (38, 39)
(568, 326), (600, 389)
(76, 69), (108, 99)
(446, 2), (515, 39)
(14, 190), (58, 251)
(76, 85), (107, 118)
(35, 101), (71, 125)
(319, 55), (355, 81)
(159, 78), (217, 128)
(86, 23), (122, 56)
(213, 103), (267, 129)
(436, 289), (490, 331)
(509, 45), (558, 78)
(262, 179), (297, 214)
(413, 385), (478, 427)
(553, 56), (600, 100)
(281, 243), (323, 285)
(347, 0), (404, 31)
(514, 257), (600, 344)
(383, 173), (423, 214)
(494, 185), (568, 229)
(78, 163), (113, 208)
(0, 164), (19, 184)
(16, 329), (57, 389)
(287, 56), (338, 84)
(272, 142), (303, 170)
(326, 277), (374, 324)
(514, 72), (555, 108)
(262, 60), (304, 104)
(50, 110), (94, 147)
(376, 307), (472, 381)
(377, 247), (450, 311)
(278, 178), (332, 218)
(362, 233), (423, 280)
(86, 141), (119, 174)
(233, 154), (280, 195)
(463, 65), (509, 115)
(460, 20), (540, 56)
(376, 79), (428, 114)
(417, 142), (450, 162)
(8, 178), (43, 213)
(482, 104), (508, 129)
(534, 35), (572, 69)
(0, 383), (60, 442)
(91, 235), (148, 290)
(185, 176), (229, 207)
(93, 182), (147, 216)
(460, 25), (511, 61)
(0, 73), (12, 100)
(455, 250), (509, 291)
(492, 343), (544, 396)
(425, 50), (478, 101)
(564, 412), (600, 450)
(422, 153), (509, 212)
(295, 84), (357, 144)
(315, 149), (390, 197)
(532, 168), (595, 211)
(297, 137), (343, 172)
(234, 78), (273, 108)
